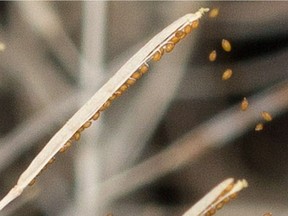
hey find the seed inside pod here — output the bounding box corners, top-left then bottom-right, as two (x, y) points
(152, 50), (162, 61)
(184, 24), (192, 34)
(139, 63), (149, 74)
(175, 30), (186, 39)
(222, 69), (233, 80)
(191, 20), (199, 29)
(170, 36), (180, 44)
(222, 39), (232, 52)
(209, 50), (217, 62)
(241, 97), (249, 111)
(164, 42), (175, 53)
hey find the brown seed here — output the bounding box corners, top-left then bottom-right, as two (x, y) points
(209, 50), (217, 62)
(222, 69), (233, 80)
(73, 132), (81, 141)
(119, 84), (128, 92)
(139, 64), (149, 74)
(92, 111), (100, 121)
(83, 121), (92, 129)
(208, 207), (216, 216)
(29, 178), (37, 186)
(59, 141), (72, 153)
(131, 71), (142, 80)
(165, 43), (175, 53)
(229, 192), (238, 199)
(222, 39), (232, 52)
(216, 201), (224, 210)
(255, 123), (264, 131)
(152, 51), (162, 61)
(175, 30), (186, 39)
(184, 24), (192, 34)
(48, 157), (56, 164)
(261, 111), (272, 122)
(126, 77), (137, 86)
(241, 97), (249, 111)
(191, 20), (199, 29)
(100, 100), (111, 111)
(209, 8), (219, 18)
(170, 36), (180, 44)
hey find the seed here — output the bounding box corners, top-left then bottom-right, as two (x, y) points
(139, 64), (149, 74)
(152, 51), (162, 61)
(209, 8), (219, 18)
(222, 39), (232, 52)
(48, 157), (56, 164)
(222, 69), (233, 80)
(109, 94), (117, 101)
(209, 50), (217, 62)
(59, 141), (72, 153)
(83, 121), (92, 129)
(131, 71), (142, 80)
(29, 178), (37, 186)
(113, 91), (122, 98)
(191, 20), (199, 29)
(73, 132), (81, 141)
(241, 97), (249, 111)
(229, 192), (238, 199)
(255, 123), (264, 131)
(184, 24), (192, 34)
(119, 84), (128, 92)
(175, 30), (186, 39)
(261, 111), (272, 121)
(126, 77), (137, 86)
(92, 111), (100, 121)
(263, 213), (272, 216)
(164, 42), (175, 53)
(216, 202), (224, 210)
(170, 36), (180, 44)
(100, 100), (111, 111)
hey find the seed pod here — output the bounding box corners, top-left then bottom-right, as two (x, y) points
(261, 111), (272, 122)
(241, 97), (248, 111)
(209, 8), (219, 18)
(222, 39), (232, 52)
(255, 123), (264, 131)
(222, 69), (233, 80)
(209, 50), (217, 62)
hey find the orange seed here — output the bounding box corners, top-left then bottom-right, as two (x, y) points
(261, 111), (272, 122)
(222, 39), (232, 52)
(209, 50), (217, 62)
(241, 97), (249, 111)
(222, 69), (233, 80)
(209, 8), (219, 18)
(165, 43), (175, 53)
(255, 123), (264, 131)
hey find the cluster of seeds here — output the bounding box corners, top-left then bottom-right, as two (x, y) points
(203, 182), (239, 216)
(28, 17), (202, 187)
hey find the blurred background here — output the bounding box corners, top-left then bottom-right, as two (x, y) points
(0, 1), (288, 216)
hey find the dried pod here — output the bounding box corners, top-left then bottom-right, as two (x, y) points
(222, 39), (232, 52)
(261, 111), (272, 122)
(222, 69), (233, 80)
(209, 50), (217, 62)
(209, 8), (219, 18)
(255, 123), (264, 131)
(241, 97), (249, 111)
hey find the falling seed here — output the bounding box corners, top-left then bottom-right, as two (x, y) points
(209, 8), (219, 18)
(241, 97), (249, 111)
(222, 69), (233, 80)
(261, 111), (272, 121)
(0, 42), (5, 51)
(255, 123), (264, 131)
(209, 50), (217, 62)
(222, 39), (232, 52)
(263, 213), (272, 216)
